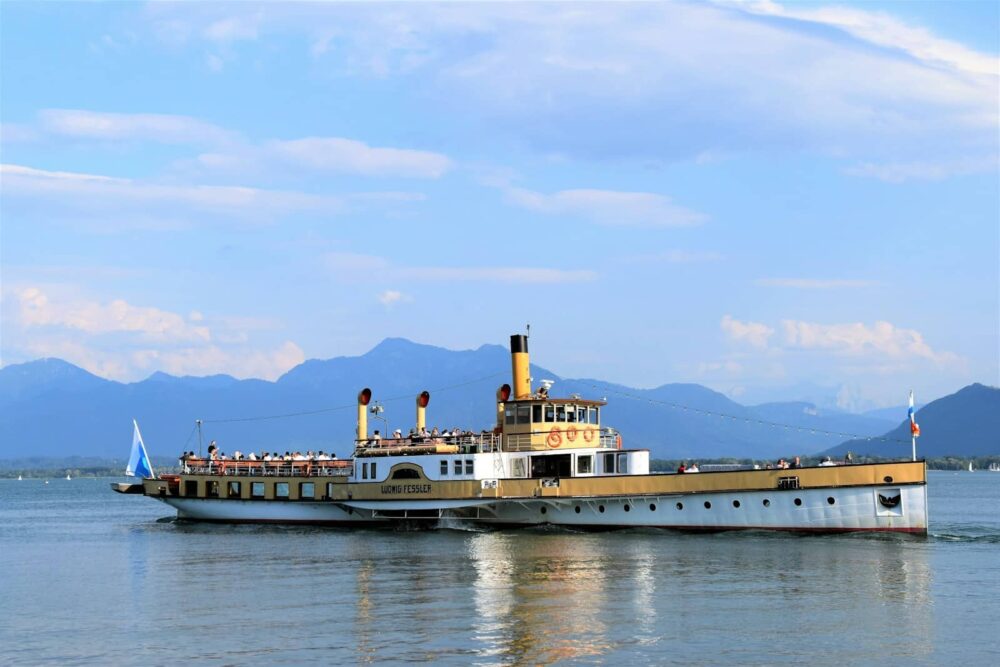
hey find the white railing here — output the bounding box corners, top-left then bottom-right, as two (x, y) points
(182, 458), (353, 477)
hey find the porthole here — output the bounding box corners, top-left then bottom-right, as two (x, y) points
(676, 502), (684, 510)
(575, 505), (581, 514)
(540, 506), (547, 514)
(704, 501), (712, 509)
(763, 499), (770, 507)
(624, 504), (631, 512)
(598, 505), (605, 513)
(884, 476), (893, 483)
(827, 497), (835, 505)
(732, 500), (741, 508)
(649, 503), (657, 511)
(794, 498), (802, 506)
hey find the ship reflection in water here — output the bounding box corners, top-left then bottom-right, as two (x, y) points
(339, 529), (934, 665)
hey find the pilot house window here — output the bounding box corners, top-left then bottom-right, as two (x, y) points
(516, 405), (531, 424)
(577, 455), (593, 475)
(532, 405), (543, 423)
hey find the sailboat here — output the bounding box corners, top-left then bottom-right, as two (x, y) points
(989, 462), (1000, 472)
(968, 462), (974, 472)
(66, 474), (72, 481)
(18, 474), (22, 481)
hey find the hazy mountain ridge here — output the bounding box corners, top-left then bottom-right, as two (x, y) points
(0, 339), (992, 460)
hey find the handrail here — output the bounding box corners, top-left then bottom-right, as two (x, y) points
(355, 433), (502, 454)
(181, 458), (353, 477)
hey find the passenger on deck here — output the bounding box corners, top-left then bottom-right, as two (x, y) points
(392, 428), (403, 439)
(789, 456), (801, 469)
(372, 430), (382, 445)
(819, 456), (836, 467)
(431, 427), (440, 436)
(686, 463), (700, 473)
(677, 463), (686, 473)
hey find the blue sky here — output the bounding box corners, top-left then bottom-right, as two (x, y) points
(1, 1), (997, 411)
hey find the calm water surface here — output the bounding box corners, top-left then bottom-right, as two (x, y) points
(1, 471), (998, 665)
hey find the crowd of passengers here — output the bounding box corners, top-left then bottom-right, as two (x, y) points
(361, 426), (492, 447)
(178, 441), (340, 468)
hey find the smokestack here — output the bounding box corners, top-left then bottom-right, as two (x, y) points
(496, 383), (511, 431)
(416, 391), (430, 431)
(357, 388), (371, 441)
(510, 334), (530, 399)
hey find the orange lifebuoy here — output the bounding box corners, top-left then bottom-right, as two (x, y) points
(616, 434), (622, 449)
(547, 427), (562, 448)
(566, 425), (578, 442)
(583, 429), (594, 443)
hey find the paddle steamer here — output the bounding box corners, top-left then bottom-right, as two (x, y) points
(114, 334), (928, 534)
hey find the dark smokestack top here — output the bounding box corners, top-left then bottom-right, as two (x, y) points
(510, 334), (528, 353)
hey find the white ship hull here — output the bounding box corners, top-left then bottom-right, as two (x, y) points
(157, 482), (927, 534)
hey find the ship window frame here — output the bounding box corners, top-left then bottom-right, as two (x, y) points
(576, 454), (594, 475)
(512, 457), (527, 478)
(300, 482), (315, 500)
(555, 405), (567, 422)
(275, 482), (289, 498)
(589, 407), (600, 425)
(617, 453), (629, 475)
(544, 405), (555, 422)
(227, 481), (241, 499)
(362, 462), (369, 480)
(577, 408), (587, 423)
(440, 460), (448, 476)
(454, 459), (462, 475)
(371, 462), (377, 480)
(516, 405), (531, 425)
(325, 482), (334, 499)
(207, 481), (219, 498)
(603, 452), (616, 474)
(504, 406), (516, 425)
(252, 482), (265, 499)
(532, 405), (542, 423)
(464, 459), (474, 475)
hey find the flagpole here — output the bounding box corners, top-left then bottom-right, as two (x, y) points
(910, 390), (916, 462)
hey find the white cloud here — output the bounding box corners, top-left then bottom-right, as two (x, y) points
(267, 137), (452, 178)
(780, 319), (958, 364)
(721, 315), (774, 349)
(203, 12), (263, 43)
(38, 109), (234, 144)
(755, 278), (878, 289)
(0, 163), (362, 220)
(7, 287), (305, 381)
(376, 290), (410, 307)
(737, 1), (999, 76)
(16, 287), (210, 343)
(505, 187), (707, 227)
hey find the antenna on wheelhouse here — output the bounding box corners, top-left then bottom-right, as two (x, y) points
(196, 419), (203, 457)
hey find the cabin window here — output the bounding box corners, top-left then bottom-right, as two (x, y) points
(207, 481), (219, 498)
(276, 482), (289, 498)
(464, 459), (474, 475)
(300, 482), (315, 500)
(617, 453), (629, 475)
(544, 405), (555, 422)
(516, 405), (531, 425)
(392, 468), (421, 480)
(371, 462), (377, 480)
(325, 482), (334, 499)
(566, 407), (577, 423)
(577, 455), (594, 475)
(454, 460), (462, 475)
(555, 405), (567, 422)
(504, 406), (516, 425)
(512, 458), (527, 478)
(252, 482), (265, 499)
(603, 452), (616, 474)
(532, 405), (542, 423)
(185, 480), (198, 496)
(362, 462), (369, 480)
(577, 408), (587, 423)
(227, 481), (241, 498)
(440, 460), (448, 476)
(589, 407), (599, 424)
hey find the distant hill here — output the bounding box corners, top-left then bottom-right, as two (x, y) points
(827, 383), (1000, 457)
(0, 338), (977, 461)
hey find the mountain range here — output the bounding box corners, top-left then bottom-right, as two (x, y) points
(1, 338), (996, 462)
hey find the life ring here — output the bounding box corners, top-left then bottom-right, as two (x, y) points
(547, 427), (562, 449)
(583, 429), (594, 443)
(616, 434), (622, 449)
(566, 426), (578, 442)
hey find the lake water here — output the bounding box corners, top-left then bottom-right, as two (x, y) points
(1, 471), (998, 665)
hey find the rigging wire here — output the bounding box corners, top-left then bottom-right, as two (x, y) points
(575, 380), (911, 445)
(200, 371), (508, 424)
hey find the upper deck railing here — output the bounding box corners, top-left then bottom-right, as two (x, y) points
(182, 458), (353, 477)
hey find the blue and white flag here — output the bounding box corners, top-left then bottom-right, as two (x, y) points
(908, 391), (920, 438)
(126, 419), (155, 478)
